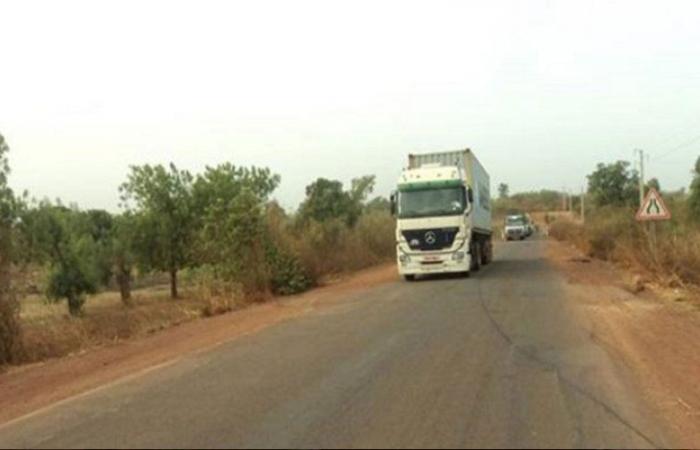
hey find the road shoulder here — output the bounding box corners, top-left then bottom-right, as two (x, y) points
(0, 264), (398, 426)
(546, 240), (700, 448)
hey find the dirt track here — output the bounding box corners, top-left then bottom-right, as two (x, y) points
(1, 239), (699, 448)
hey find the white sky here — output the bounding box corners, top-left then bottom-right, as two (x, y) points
(1, 0), (699, 211)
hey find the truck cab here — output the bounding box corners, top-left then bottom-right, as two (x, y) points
(392, 150), (493, 281)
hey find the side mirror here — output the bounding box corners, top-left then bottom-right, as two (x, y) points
(390, 192), (397, 216)
(467, 187), (474, 203)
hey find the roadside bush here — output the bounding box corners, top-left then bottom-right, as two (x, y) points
(550, 205), (700, 288)
(291, 211), (395, 284)
(584, 207), (638, 261)
(180, 265), (244, 316)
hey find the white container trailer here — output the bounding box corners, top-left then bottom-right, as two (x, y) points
(392, 149), (493, 280)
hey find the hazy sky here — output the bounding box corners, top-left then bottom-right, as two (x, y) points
(2, 0), (699, 211)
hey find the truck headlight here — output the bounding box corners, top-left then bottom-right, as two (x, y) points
(399, 254), (411, 264)
(452, 251), (465, 261)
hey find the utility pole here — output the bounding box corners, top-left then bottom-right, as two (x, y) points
(568, 189), (573, 212)
(635, 149), (645, 208)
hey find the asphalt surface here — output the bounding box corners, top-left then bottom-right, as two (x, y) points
(0, 239), (671, 449)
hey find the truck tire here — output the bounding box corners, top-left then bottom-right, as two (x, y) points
(404, 275), (416, 282)
(471, 242), (482, 272)
(482, 239), (493, 265)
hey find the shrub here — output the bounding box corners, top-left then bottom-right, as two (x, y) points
(550, 204), (700, 288)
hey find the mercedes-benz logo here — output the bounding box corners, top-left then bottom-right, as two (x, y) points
(424, 231), (437, 245)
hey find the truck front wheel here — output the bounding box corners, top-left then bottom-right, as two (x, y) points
(404, 275), (416, 282)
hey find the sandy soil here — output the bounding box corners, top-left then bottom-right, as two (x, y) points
(547, 240), (700, 449)
(0, 264), (398, 425)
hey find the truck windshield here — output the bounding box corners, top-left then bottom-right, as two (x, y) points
(399, 187), (466, 219)
(506, 217), (525, 226)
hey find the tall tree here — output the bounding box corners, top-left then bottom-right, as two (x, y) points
(120, 164), (194, 299)
(0, 133), (21, 363)
(647, 178), (661, 193)
(587, 161), (639, 208)
(298, 175), (376, 226)
(298, 178), (352, 224)
(498, 183), (510, 199)
(193, 164), (280, 278)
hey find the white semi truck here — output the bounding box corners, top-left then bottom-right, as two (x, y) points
(391, 149), (493, 280)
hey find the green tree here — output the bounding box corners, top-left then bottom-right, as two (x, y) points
(192, 164), (280, 221)
(110, 213), (138, 306)
(298, 178), (349, 224)
(22, 203), (99, 316)
(298, 175), (376, 226)
(587, 161), (639, 208)
(365, 196), (391, 213)
(647, 178), (661, 193)
(120, 164), (194, 299)
(498, 183), (509, 199)
(193, 164), (285, 294)
(0, 133), (22, 363)
(689, 156), (700, 222)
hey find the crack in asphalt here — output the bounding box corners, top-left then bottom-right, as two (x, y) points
(475, 276), (661, 449)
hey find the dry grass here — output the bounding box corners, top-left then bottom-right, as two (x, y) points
(289, 211), (395, 284)
(16, 282), (247, 365)
(549, 207), (700, 290)
(4, 211), (396, 368)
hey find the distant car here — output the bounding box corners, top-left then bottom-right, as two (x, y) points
(503, 215), (528, 241)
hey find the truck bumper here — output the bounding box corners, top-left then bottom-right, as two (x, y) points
(397, 252), (471, 276)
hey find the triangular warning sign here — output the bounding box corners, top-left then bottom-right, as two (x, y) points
(636, 188), (671, 221)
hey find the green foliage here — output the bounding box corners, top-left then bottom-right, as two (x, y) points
(21, 203), (99, 316)
(192, 164), (280, 217)
(0, 134), (13, 224)
(298, 178), (351, 224)
(120, 163), (195, 298)
(264, 202), (312, 295)
(298, 175), (376, 226)
(193, 164), (291, 296)
(498, 183), (509, 199)
(264, 241), (311, 295)
(587, 161), (639, 208)
(647, 178), (661, 193)
(365, 196), (391, 213)
(0, 133), (22, 364)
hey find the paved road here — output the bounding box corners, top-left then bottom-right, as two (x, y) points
(0, 240), (671, 449)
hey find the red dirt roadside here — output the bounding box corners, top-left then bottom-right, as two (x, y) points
(547, 240), (700, 449)
(0, 264), (398, 426)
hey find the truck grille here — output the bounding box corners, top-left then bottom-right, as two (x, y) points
(401, 228), (459, 251)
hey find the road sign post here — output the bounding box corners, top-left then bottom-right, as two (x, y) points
(635, 188), (671, 265)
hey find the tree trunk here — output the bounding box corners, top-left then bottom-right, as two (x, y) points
(170, 268), (178, 299)
(67, 293), (83, 317)
(117, 268), (132, 307)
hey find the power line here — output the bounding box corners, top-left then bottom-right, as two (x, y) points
(652, 134), (700, 161)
